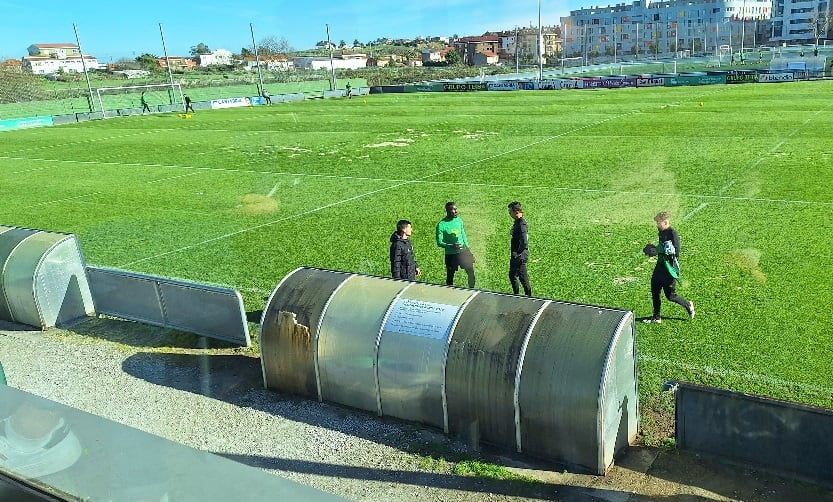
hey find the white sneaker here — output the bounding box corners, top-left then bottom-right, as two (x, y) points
(687, 302), (695, 320)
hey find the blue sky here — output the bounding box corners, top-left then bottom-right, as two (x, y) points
(0, 0), (581, 61)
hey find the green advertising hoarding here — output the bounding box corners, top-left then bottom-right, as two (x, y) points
(403, 83), (445, 93)
(664, 75), (727, 86)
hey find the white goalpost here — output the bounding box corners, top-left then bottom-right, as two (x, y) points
(95, 83), (184, 117)
(560, 56), (584, 72)
(618, 60), (678, 75)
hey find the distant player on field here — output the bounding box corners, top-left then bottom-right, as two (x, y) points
(141, 92), (150, 113)
(184, 94), (195, 113)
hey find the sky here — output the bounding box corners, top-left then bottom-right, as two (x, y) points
(0, 0), (583, 62)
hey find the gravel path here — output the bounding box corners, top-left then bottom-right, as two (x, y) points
(3, 319), (832, 502)
(0, 319), (565, 501)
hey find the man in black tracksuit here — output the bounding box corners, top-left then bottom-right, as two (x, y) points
(390, 220), (421, 280)
(644, 211), (694, 323)
(508, 201), (532, 296)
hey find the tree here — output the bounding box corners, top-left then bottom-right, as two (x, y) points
(445, 48), (462, 66)
(111, 57), (140, 70)
(810, 11), (832, 54)
(692, 38), (703, 53)
(240, 47), (254, 58)
(338, 40), (347, 49)
(190, 43), (211, 56)
(256, 36), (294, 56)
(353, 39), (362, 47)
(135, 53), (160, 70)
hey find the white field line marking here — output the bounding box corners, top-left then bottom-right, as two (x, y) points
(267, 182), (280, 198)
(682, 202), (709, 222)
(0, 155), (390, 183)
(116, 110), (650, 267)
(2, 129), (165, 156)
(639, 354), (833, 395)
(237, 286), (274, 296)
(0, 122), (278, 158)
(147, 171), (202, 184)
(708, 101), (832, 201)
(11, 165), (55, 175)
(25, 192), (105, 207)
(4, 155), (833, 208)
(119, 181), (414, 268)
(66, 198), (214, 216)
(4, 154), (832, 207)
(716, 123), (803, 196)
(716, 180), (736, 196)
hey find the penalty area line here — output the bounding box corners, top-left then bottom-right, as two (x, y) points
(4, 155), (831, 207)
(682, 202), (708, 222)
(119, 180), (413, 268)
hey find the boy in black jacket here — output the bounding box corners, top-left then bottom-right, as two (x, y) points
(390, 220), (421, 280)
(644, 211), (695, 323)
(508, 201), (531, 296)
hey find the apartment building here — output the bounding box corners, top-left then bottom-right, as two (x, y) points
(561, 0), (772, 60)
(22, 43), (102, 74)
(496, 26), (562, 62)
(771, 0), (832, 44)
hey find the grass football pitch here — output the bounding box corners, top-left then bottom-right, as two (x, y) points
(2, 81), (832, 430)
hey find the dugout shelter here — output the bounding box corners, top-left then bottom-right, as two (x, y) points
(260, 267), (639, 474)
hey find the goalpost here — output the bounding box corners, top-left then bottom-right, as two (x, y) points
(560, 56), (584, 73)
(618, 60), (677, 75)
(95, 83), (184, 117)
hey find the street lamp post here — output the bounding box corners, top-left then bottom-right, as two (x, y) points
(740, 0), (747, 56)
(326, 24), (336, 92)
(250, 23), (265, 97)
(538, 0), (543, 81)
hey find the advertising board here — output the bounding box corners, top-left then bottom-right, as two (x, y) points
(636, 77), (665, 87)
(443, 83), (487, 92)
(758, 72), (795, 83)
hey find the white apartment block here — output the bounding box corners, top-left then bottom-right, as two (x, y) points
(23, 43), (102, 74)
(292, 54), (369, 70)
(198, 49), (234, 66)
(561, 0), (772, 60)
(770, 0), (832, 43)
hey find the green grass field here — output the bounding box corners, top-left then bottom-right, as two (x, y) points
(2, 81), (832, 434)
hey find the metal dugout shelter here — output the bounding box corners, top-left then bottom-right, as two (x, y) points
(260, 267), (638, 474)
(0, 226), (94, 328)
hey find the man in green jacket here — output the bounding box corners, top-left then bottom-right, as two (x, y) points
(436, 201), (475, 288)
